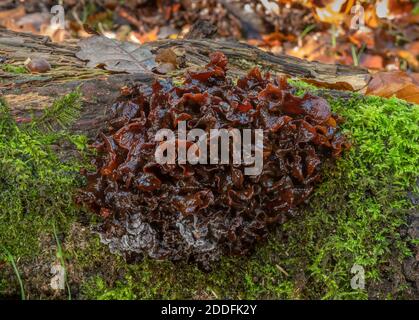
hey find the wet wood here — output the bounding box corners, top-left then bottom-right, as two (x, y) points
(0, 28), (370, 138)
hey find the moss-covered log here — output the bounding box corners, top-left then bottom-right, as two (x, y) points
(0, 29), (417, 300)
(0, 28), (371, 138)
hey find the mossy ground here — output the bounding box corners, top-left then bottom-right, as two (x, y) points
(0, 86), (417, 300)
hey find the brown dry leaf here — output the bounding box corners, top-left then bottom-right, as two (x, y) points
(396, 50), (419, 71)
(406, 41), (419, 56)
(302, 78), (355, 91)
(286, 32), (346, 64)
(348, 29), (375, 49)
(314, 0), (354, 25)
(404, 12), (419, 24)
(286, 33), (325, 59)
(2, 9), (51, 34)
(76, 36), (157, 73)
(156, 48), (178, 66)
(411, 73), (419, 84)
(263, 32), (296, 44)
(360, 54), (384, 70)
(0, 5), (69, 42)
(387, 0), (414, 18)
(155, 48), (178, 74)
(0, 5), (25, 22)
(366, 71), (419, 103)
(364, 3), (380, 28)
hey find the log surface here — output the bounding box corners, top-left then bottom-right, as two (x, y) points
(0, 28), (370, 138)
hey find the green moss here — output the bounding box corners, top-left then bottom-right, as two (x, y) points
(35, 90), (83, 132)
(82, 276), (137, 300)
(277, 95), (417, 298)
(0, 94), (87, 296)
(1, 64), (28, 74)
(288, 78), (318, 93)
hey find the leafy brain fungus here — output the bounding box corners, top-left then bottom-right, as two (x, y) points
(78, 52), (350, 270)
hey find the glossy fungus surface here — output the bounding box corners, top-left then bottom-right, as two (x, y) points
(78, 52), (349, 270)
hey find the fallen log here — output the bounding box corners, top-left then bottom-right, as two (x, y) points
(0, 28), (370, 139)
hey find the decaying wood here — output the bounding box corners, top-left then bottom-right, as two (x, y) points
(0, 28), (370, 138)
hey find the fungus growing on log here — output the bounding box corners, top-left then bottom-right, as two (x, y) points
(78, 52), (349, 270)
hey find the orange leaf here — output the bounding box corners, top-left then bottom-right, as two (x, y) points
(155, 48), (179, 74)
(0, 5), (25, 22)
(360, 54), (384, 70)
(132, 27), (159, 44)
(406, 41), (419, 56)
(396, 50), (419, 70)
(314, 0), (354, 25)
(366, 71), (419, 103)
(348, 30), (375, 49)
(263, 32), (296, 44)
(302, 78), (355, 91)
(364, 3), (380, 28)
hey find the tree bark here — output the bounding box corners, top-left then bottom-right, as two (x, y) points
(0, 28), (370, 139)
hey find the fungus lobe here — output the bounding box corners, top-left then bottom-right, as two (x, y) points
(78, 52), (350, 270)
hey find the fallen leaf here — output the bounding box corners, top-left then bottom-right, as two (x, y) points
(155, 48), (179, 74)
(76, 36), (157, 73)
(132, 27), (159, 44)
(388, 0), (414, 18)
(2, 10), (51, 34)
(366, 71), (419, 103)
(314, 0), (354, 25)
(403, 12), (419, 24)
(348, 29), (375, 49)
(0, 6), (25, 22)
(360, 54), (384, 70)
(12, 12), (51, 32)
(411, 73), (419, 84)
(396, 50), (419, 70)
(302, 78), (355, 91)
(406, 41), (419, 57)
(155, 48), (178, 66)
(285, 32), (327, 61)
(263, 31), (296, 44)
(364, 3), (380, 28)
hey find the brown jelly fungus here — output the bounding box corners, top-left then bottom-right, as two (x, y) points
(77, 52), (350, 270)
